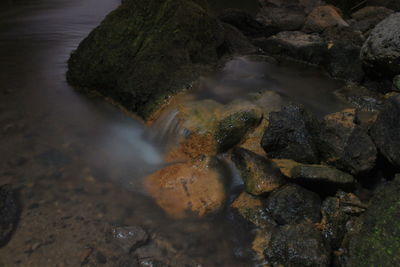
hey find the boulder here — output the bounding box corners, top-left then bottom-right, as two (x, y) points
(261, 103), (320, 164)
(318, 109), (377, 175)
(253, 31), (326, 65)
(346, 176), (400, 266)
(303, 5), (349, 33)
(290, 164), (355, 192)
(256, 5), (307, 31)
(218, 8), (279, 38)
(231, 148), (286, 195)
(219, 23), (258, 56)
(265, 223), (331, 267)
(144, 157), (226, 218)
(322, 26), (365, 81)
(265, 183), (321, 225)
(360, 13), (400, 79)
(0, 185), (18, 247)
(67, 0), (224, 119)
(370, 95), (400, 167)
(351, 6), (394, 33)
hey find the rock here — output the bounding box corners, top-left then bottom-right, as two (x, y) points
(144, 157), (226, 218)
(253, 31), (326, 65)
(106, 226), (149, 253)
(360, 13), (400, 79)
(256, 5), (307, 31)
(351, 6), (394, 33)
(231, 148), (286, 195)
(322, 26), (365, 81)
(67, 0), (224, 120)
(303, 5), (349, 33)
(265, 184), (321, 225)
(325, 0), (363, 16)
(231, 192), (275, 228)
(0, 185), (18, 247)
(367, 0), (400, 11)
(334, 83), (385, 112)
(259, 0), (324, 14)
(318, 109), (377, 175)
(219, 23), (258, 56)
(168, 100), (262, 160)
(290, 164), (355, 193)
(346, 176), (400, 266)
(218, 8), (279, 38)
(265, 223), (331, 267)
(370, 95), (400, 167)
(393, 75), (400, 91)
(261, 103), (320, 164)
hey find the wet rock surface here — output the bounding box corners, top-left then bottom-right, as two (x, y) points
(0, 185), (18, 247)
(261, 103), (320, 164)
(334, 83), (385, 111)
(231, 148), (286, 195)
(361, 12), (400, 78)
(265, 223), (331, 267)
(106, 226), (149, 253)
(265, 184), (321, 225)
(370, 95), (400, 167)
(318, 109), (377, 175)
(351, 6), (394, 33)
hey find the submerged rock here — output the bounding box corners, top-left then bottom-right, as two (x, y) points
(265, 184), (321, 225)
(254, 31), (326, 65)
(67, 0), (224, 119)
(346, 176), (400, 266)
(106, 226), (149, 253)
(318, 109), (377, 175)
(0, 185), (18, 247)
(231, 148), (286, 195)
(334, 83), (385, 111)
(144, 157), (226, 218)
(261, 103), (320, 164)
(303, 5), (349, 33)
(265, 223), (331, 267)
(370, 95), (400, 167)
(361, 13), (400, 79)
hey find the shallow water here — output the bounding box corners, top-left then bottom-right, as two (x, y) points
(0, 0), (345, 266)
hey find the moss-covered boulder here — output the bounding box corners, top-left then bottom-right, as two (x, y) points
(67, 0), (224, 119)
(346, 176), (400, 266)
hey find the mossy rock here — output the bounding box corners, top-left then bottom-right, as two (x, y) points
(346, 177), (400, 266)
(67, 0), (224, 119)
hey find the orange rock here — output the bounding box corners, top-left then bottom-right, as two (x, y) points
(144, 158), (226, 218)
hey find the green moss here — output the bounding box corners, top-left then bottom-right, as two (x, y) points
(347, 177), (400, 267)
(67, 0), (223, 119)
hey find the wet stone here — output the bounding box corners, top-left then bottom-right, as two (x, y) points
(0, 185), (19, 247)
(106, 225), (149, 253)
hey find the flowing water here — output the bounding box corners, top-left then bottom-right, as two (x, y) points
(0, 0), (345, 266)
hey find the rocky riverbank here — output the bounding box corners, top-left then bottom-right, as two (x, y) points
(2, 0), (396, 266)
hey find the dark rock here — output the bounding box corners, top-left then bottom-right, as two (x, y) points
(346, 176), (400, 266)
(231, 148), (286, 195)
(0, 185), (18, 247)
(261, 103), (320, 164)
(219, 23), (258, 56)
(370, 95), (400, 167)
(334, 82), (385, 111)
(256, 5), (307, 31)
(253, 31), (326, 65)
(367, 0), (400, 11)
(218, 8), (279, 38)
(322, 26), (365, 81)
(67, 0), (224, 119)
(303, 5), (349, 33)
(215, 109), (261, 153)
(290, 164), (355, 193)
(393, 75), (400, 91)
(258, 0), (324, 14)
(265, 184), (321, 225)
(351, 6), (394, 33)
(318, 109), (377, 175)
(265, 223), (331, 267)
(361, 13), (400, 79)
(106, 225), (149, 253)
